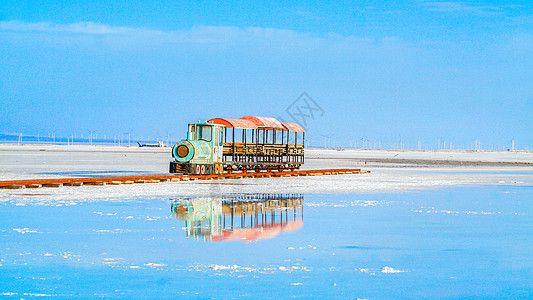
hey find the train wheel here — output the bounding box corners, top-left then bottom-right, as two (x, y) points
(195, 165), (201, 174)
(201, 165), (206, 174)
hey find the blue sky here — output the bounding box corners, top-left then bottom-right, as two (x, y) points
(0, 1), (532, 149)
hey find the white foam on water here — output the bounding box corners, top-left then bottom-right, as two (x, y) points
(12, 228), (40, 234)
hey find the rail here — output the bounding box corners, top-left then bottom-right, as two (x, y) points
(0, 168), (370, 189)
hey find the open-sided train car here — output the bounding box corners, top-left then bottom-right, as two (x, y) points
(170, 116), (305, 175)
(171, 194), (304, 242)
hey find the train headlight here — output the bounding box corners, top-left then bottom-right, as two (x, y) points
(173, 140), (195, 162)
(176, 145), (189, 158)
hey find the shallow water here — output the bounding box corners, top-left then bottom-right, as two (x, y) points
(1, 185), (531, 298)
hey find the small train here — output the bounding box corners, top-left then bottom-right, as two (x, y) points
(171, 194), (304, 241)
(170, 116), (305, 174)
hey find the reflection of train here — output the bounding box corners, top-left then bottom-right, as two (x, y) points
(171, 194), (304, 242)
(169, 116), (305, 174)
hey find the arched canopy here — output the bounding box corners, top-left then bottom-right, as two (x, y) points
(209, 117), (304, 132)
(211, 220), (304, 242)
(281, 122), (305, 132)
(240, 116), (284, 130)
(208, 118), (258, 129)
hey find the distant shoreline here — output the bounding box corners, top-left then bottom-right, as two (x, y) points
(1, 142), (532, 153)
(307, 156), (533, 167)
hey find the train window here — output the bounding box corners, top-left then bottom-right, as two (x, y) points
(234, 129), (240, 143)
(197, 125), (212, 142)
(297, 132), (304, 144)
(288, 132), (294, 144)
(225, 128), (232, 143)
(258, 130), (264, 144)
(218, 128), (223, 146)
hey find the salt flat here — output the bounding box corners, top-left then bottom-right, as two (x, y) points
(0, 144), (531, 202)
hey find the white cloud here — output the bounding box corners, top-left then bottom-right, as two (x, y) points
(0, 21), (144, 35)
(421, 1), (503, 15)
(0, 20), (413, 56)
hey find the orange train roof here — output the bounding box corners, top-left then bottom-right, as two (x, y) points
(209, 117), (305, 132)
(281, 122), (305, 132)
(211, 220), (304, 242)
(208, 118), (258, 129)
(240, 116), (284, 130)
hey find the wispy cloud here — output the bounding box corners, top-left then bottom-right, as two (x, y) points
(509, 14), (533, 26)
(421, 1), (503, 16)
(0, 20), (415, 57)
(0, 21), (143, 35)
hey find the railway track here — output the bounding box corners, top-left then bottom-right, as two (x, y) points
(0, 168), (369, 189)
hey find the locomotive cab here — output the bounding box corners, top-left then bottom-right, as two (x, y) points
(170, 122), (224, 175)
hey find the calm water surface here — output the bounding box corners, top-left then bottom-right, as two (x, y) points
(1, 185), (531, 299)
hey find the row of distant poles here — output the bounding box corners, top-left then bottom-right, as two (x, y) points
(13, 133), (175, 147)
(7, 132), (526, 151)
(321, 135), (522, 151)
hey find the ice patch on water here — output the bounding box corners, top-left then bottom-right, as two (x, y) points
(93, 229), (132, 233)
(191, 264), (311, 274)
(60, 252), (80, 260)
(12, 228), (40, 234)
(357, 267), (407, 274)
(102, 258), (123, 266)
(287, 245), (317, 250)
(23, 293), (55, 297)
(307, 200), (390, 208)
(144, 263), (167, 268)
(413, 208), (501, 215)
(209, 264), (240, 271)
(381, 266), (406, 273)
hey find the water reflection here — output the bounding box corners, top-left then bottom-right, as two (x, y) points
(171, 194), (304, 242)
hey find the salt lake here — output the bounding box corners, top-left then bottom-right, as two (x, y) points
(1, 183), (531, 298)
